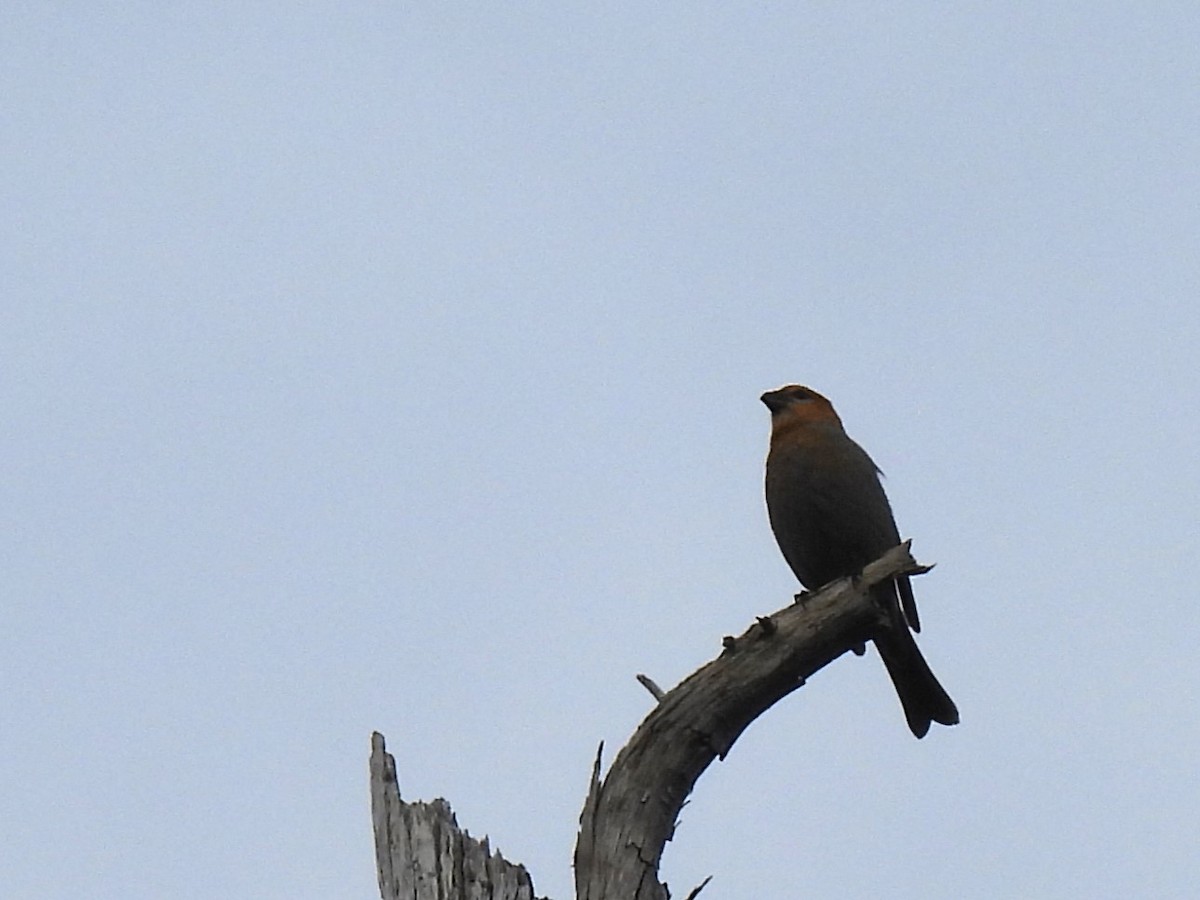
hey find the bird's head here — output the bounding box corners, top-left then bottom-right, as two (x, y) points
(760, 385), (844, 437)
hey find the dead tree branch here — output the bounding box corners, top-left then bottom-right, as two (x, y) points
(370, 542), (929, 900)
(573, 542), (924, 899)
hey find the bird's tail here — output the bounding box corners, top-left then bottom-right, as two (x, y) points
(873, 616), (959, 739)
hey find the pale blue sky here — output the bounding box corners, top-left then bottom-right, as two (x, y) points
(4, 5), (1199, 898)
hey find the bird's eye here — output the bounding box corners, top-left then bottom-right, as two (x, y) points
(788, 387), (812, 401)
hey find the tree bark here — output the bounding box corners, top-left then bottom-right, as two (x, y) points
(370, 543), (929, 900)
(370, 732), (545, 900)
(572, 542), (922, 899)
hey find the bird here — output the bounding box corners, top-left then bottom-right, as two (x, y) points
(761, 384), (959, 738)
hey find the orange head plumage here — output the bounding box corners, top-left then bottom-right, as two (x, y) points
(760, 385), (845, 448)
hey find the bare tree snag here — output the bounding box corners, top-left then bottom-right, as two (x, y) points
(371, 543), (931, 900)
(370, 732), (544, 900)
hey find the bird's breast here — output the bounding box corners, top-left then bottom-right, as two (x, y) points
(764, 433), (899, 589)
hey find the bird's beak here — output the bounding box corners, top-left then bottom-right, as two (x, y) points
(760, 390), (785, 413)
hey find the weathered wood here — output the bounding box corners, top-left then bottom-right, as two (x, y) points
(371, 543), (932, 900)
(370, 732), (543, 900)
(573, 542), (925, 899)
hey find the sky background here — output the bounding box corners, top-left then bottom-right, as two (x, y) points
(4, 4), (1199, 899)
